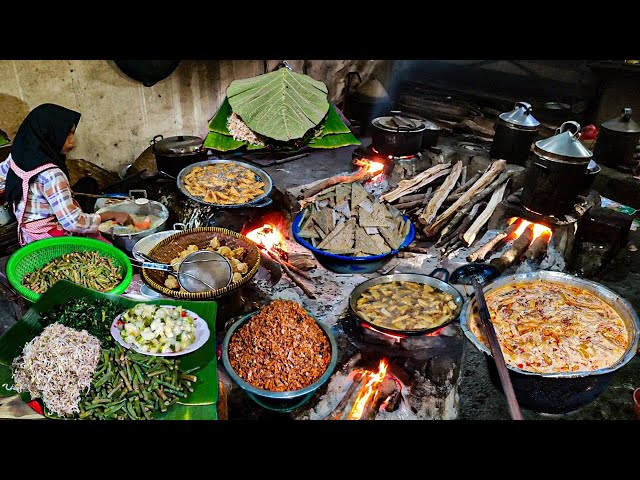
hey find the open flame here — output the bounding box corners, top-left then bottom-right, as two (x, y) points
(245, 223), (288, 260)
(508, 217), (552, 242)
(354, 158), (385, 182)
(347, 359), (388, 420)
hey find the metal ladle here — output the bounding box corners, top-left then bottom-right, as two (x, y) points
(450, 263), (523, 420)
(135, 251), (232, 293)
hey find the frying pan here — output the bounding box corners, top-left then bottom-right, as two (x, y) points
(348, 268), (464, 336)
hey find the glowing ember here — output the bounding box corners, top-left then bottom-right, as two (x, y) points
(532, 223), (552, 241)
(347, 359), (388, 420)
(246, 223), (286, 252)
(354, 158), (385, 181)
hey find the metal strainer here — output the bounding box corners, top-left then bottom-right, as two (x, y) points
(136, 251), (232, 293)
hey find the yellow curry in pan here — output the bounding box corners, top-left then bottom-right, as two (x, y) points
(356, 281), (458, 331)
(470, 280), (630, 374)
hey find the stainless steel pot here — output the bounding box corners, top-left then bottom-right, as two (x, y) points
(96, 192), (170, 252)
(348, 269), (464, 336)
(460, 270), (640, 414)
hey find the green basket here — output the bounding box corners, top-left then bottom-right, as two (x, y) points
(5, 237), (133, 303)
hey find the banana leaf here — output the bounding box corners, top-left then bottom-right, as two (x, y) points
(0, 280), (219, 418)
(208, 98), (234, 134)
(318, 104), (352, 137)
(0, 136), (9, 147)
(0, 364), (13, 396)
(155, 402), (217, 420)
(308, 132), (361, 149)
(227, 68), (329, 142)
(204, 131), (247, 151)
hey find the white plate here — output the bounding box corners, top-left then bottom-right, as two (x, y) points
(110, 305), (210, 357)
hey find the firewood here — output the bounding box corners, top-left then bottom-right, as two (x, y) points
(360, 377), (398, 420)
(462, 181), (509, 246)
(281, 263), (316, 299)
(326, 371), (368, 420)
(423, 160), (506, 237)
(393, 193), (426, 204)
(444, 171), (482, 203)
(436, 202), (484, 247)
(380, 163), (451, 203)
(443, 239), (463, 256)
(460, 165), (467, 185)
(395, 187), (433, 210)
(524, 233), (551, 261)
(419, 161), (463, 226)
(300, 169), (373, 200)
(404, 245), (431, 254)
(467, 219), (522, 262)
(490, 224), (534, 271)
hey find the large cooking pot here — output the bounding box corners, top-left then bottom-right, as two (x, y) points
(460, 270), (640, 414)
(593, 107), (640, 169)
(96, 192), (170, 252)
(521, 121), (593, 216)
(348, 269), (464, 336)
(371, 111), (426, 157)
(490, 101), (540, 165)
(151, 134), (206, 178)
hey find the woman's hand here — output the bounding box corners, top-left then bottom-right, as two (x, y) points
(99, 211), (134, 226)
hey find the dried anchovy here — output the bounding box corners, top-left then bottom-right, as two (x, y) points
(21, 251), (123, 294)
(11, 323), (101, 417)
(227, 299), (331, 392)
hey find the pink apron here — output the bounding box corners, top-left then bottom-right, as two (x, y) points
(9, 160), (110, 246)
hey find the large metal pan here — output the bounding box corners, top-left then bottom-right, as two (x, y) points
(348, 268), (464, 336)
(176, 159), (273, 208)
(460, 270), (640, 414)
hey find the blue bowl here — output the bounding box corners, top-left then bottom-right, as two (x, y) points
(291, 211), (416, 274)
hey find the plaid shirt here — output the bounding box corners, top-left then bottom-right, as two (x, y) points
(0, 156), (100, 241)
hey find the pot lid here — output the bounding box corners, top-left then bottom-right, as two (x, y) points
(601, 107), (640, 133)
(534, 121), (593, 161)
(151, 134), (203, 154)
(499, 101), (540, 129)
(373, 112), (426, 132)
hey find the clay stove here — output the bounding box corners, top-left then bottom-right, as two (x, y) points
(298, 314), (463, 420)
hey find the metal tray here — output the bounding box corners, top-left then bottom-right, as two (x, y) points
(176, 159), (273, 208)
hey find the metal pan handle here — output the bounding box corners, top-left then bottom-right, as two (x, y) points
(150, 134), (163, 146)
(429, 267), (450, 283)
(172, 222), (186, 230)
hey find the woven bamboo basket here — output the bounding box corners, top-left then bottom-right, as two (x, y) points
(141, 227), (261, 300)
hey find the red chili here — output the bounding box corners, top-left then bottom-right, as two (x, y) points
(517, 363), (524, 369)
(181, 310), (187, 317)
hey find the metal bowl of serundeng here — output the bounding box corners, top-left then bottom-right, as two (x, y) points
(221, 311), (337, 410)
(291, 212), (416, 274)
(460, 270), (640, 414)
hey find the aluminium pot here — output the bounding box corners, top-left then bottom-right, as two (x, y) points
(593, 107), (640, 169)
(460, 270), (640, 414)
(96, 194), (170, 252)
(348, 269), (464, 336)
(521, 121), (593, 216)
(371, 112), (426, 157)
(490, 101), (540, 165)
(151, 134), (206, 178)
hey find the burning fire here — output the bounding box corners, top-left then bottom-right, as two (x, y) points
(246, 224), (285, 251)
(348, 359), (388, 420)
(508, 217), (552, 242)
(354, 158), (385, 182)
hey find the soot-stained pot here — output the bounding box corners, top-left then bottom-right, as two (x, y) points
(151, 134), (206, 178)
(490, 101), (540, 165)
(371, 112), (426, 157)
(593, 107), (640, 169)
(521, 121), (593, 216)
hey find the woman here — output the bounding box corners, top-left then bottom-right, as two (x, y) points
(0, 103), (131, 245)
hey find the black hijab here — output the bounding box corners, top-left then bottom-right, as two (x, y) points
(5, 103), (81, 207)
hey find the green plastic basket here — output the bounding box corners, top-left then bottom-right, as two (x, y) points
(5, 237), (133, 303)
